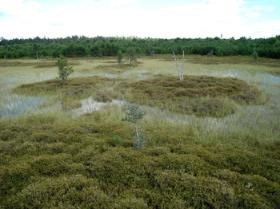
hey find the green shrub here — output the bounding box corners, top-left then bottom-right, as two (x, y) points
(123, 104), (145, 123)
(5, 175), (112, 209)
(0, 164), (33, 200)
(30, 154), (84, 176)
(0, 114), (279, 209)
(57, 57), (74, 83)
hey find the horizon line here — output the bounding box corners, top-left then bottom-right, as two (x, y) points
(1, 35), (280, 41)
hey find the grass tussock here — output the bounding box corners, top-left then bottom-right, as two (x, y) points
(120, 75), (264, 117)
(0, 113), (279, 209)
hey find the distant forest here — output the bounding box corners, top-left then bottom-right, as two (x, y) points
(0, 36), (280, 59)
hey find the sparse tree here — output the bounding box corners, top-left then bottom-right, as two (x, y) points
(57, 57), (74, 84)
(117, 50), (123, 64)
(207, 49), (214, 56)
(252, 48), (258, 61)
(123, 104), (145, 149)
(32, 44), (40, 60)
(126, 47), (137, 65)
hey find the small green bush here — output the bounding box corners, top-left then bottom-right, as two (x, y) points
(123, 104), (145, 123)
(57, 57), (74, 83)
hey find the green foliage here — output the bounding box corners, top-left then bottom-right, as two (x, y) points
(57, 57), (74, 82)
(106, 135), (124, 147)
(30, 154), (83, 176)
(123, 104), (145, 123)
(123, 104), (146, 149)
(1, 36), (280, 59)
(7, 175), (111, 209)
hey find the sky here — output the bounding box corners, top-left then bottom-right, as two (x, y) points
(0, 0), (280, 39)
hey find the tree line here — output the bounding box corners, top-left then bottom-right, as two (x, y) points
(0, 35), (280, 59)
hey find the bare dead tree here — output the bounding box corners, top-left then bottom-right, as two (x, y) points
(181, 50), (185, 80)
(173, 50), (184, 81)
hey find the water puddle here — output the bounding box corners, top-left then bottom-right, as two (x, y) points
(73, 97), (125, 116)
(260, 73), (280, 86)
(0, 95), (43, 118)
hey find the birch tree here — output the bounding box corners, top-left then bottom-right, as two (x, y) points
(173, 50), (185, 81)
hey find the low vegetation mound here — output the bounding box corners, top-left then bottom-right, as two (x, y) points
(15, 76), (113, 95)
(15, 75), (263, 117)
(121, 75), (263, 117)
(14, 76), (119, 110)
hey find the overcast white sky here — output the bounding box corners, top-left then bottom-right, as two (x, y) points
(0, 0), (280, 39)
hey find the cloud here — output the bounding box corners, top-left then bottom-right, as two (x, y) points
(0, 0), (279, 39)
